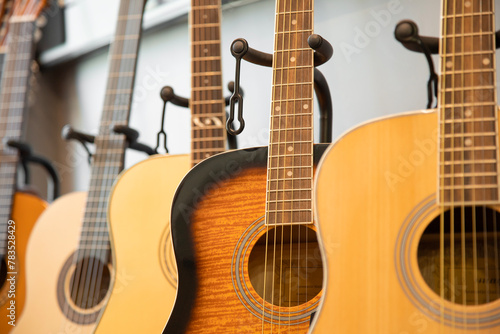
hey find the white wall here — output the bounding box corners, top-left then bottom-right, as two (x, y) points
(27, 0), (497, 198)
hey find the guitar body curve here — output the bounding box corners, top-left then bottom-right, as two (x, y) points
(312, 110), (500, 333)
(165, 144), (327, 333)
(95, 154), (190, 333)
(0, 192), (46, 333)
(13, 191), (102, 334)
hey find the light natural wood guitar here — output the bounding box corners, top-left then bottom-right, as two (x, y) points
(95, 0), (228, 332)
(13, 1), (145, 332)
(164, 0), (325, 332)
(311, 0), (500, 333)
(0, 1), (48, 332)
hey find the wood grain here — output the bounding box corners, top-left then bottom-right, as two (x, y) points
(184, 164), (320, 333)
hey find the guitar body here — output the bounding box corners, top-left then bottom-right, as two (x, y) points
(95, 154), (190, 333)
(0, 192), (46, 333)
(312, 110), (500, 333)
(14, 192), (108, 334)
(165, 145), (327, 333)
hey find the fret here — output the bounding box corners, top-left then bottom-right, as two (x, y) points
(190, 99), (223, 105)
(192, 23), (219, 28)
(192, 136), (226, 142)
(276, 9), (313, 15)
(442, 184), (498, 190)
(444, 85), (495, 92)
(444, 12), (493, 18)
(191, 85), (222, 91)
(192, 5), (219, 9)
(192, 40), (221, 45)
(442, 159), (497, 165)
(443, 146), (497, 152)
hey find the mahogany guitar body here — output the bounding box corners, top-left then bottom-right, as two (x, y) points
(95, 154), (190, 333)
(13, 192), (108, 334)
(312, 110), (500, 333)
(0, 192), (46, 333)
(165, 144), (327, 333)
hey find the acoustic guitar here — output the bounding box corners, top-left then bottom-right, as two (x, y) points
(0, 1), (48, 332)
(13, 1), (145, 332)
(95, 0), (228, 332)
(311, 0), (500, 333)
(164, 0), (326, 332)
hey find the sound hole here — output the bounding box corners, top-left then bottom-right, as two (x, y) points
(248, 225), (322, 307)
(69, 257), (111, 309)
(418, 206), (500, 305)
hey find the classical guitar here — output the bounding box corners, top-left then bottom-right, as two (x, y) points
(13, 1), (144, 332)
(95, 0), (228, 332)
(164, 0), (326, 332)
(311, 0), (500, 333)
(0, 1), (48, 332)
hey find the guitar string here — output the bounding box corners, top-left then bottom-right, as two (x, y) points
(62, 0), (140, 329)
(274, 0), (287, 328)
(288, 0), (298, 327)
(472, 0), (479, 324)
(261, 0), (281, 329)
(0, 0), (16, 258)
(489, 1), (500, 299)
(0, 7), (20, 259)
(439, 0), (447, 329)
(279, 0), (292, 329)
(85, 0), (137, 320)
(0, 14), (22, 261)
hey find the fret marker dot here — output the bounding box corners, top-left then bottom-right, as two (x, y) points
(292, 19), (297, 25)
(483, 58), (491, 65)
(205, 153), (210, 158)
(290, 56), (296, 62)
(275, 106), (281, 111)
(288, 146), (293, 152)
(204, 119), (211, 125)
(465, 138), (472, 146)
(204, 79), (209, 84)
(465, 109), (472, 117)
(464, 1), (471, 7)
(203, 14), (208, 19)
(446, 61), (453, 68)
(303, 104), (309, 109)
(204, 48), (208, 53)
(287, 171), (293, 177)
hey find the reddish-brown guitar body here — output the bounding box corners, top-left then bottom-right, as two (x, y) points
(165, 145), (326, 333)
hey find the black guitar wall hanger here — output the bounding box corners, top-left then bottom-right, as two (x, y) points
(7, 140), (60, 200)
(62, 124), (154, 165)
(227, 34), (333, 142)
(156, 83), (239, 154)
(395, 20), (500, 108)
(394, 20), (438, 109)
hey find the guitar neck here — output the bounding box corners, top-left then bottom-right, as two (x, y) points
(266, 0), (315, 226)
(438, 0), (499, 205)
(190, 0), (226, 166)
(78, 0), (146, 260)
(0, 17), (36, 256)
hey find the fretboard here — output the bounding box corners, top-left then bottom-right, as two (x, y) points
(0, 18), (36, 256)
(265, 0), (314, 226)
(190, 0), (225, 166)
(78, 0), (146, 260)
(438, 0), (499, 204)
